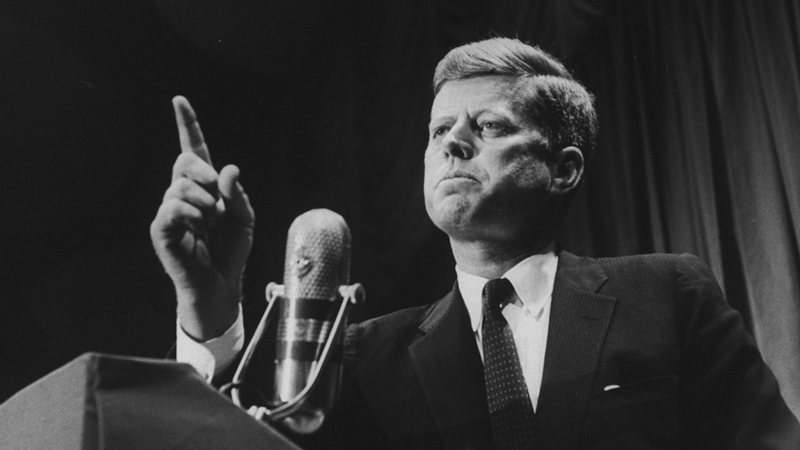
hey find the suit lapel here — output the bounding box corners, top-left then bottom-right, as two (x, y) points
(408, 286), (492, 449)
(406, 252), (616, 448)
(537, 251), (617, 449)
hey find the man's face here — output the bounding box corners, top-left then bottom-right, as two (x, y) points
(424, 76), (554, 244)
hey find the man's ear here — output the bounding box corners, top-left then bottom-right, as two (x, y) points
(549, 146), (584, 195)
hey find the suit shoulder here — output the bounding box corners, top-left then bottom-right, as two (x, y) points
(585, 253), (719, 301)
(345, 302), (437, 361)
(595, 253), (712, 280)
(357, 302), (435, 334)
(595, 252), (703, 269)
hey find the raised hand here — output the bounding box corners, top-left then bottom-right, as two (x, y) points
(150, 96), (255, 341)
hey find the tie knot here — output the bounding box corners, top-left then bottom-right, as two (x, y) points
(482, 278), (514, 311)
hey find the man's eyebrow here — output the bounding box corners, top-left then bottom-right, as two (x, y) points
(472, 107), (519, 124)
(428, 115), (454, 126)
(473, 107), (506, 116)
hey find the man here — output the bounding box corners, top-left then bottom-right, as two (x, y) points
(151, 38), (799, 448)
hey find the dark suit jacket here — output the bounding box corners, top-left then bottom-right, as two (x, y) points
(315, 252), (799, 449)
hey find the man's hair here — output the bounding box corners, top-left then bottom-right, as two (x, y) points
(433, 38), (598, 170)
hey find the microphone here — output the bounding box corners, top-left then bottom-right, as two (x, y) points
(228, 209), (364, 434)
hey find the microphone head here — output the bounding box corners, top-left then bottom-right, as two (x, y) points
(284, 209), (351, 301)
(231, 208), (360, 435)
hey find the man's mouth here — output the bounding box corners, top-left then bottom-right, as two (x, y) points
(439, 170), (478, 186)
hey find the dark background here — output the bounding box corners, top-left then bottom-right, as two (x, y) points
(2, 0), (799, 418)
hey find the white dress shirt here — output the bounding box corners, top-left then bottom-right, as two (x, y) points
(456, 249), (558, 411)
(176, 304), (244, 381)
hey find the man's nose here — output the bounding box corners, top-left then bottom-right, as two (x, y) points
(442, 120), (474, 159)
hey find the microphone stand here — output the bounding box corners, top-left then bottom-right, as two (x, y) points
(223, 282), (364, 431)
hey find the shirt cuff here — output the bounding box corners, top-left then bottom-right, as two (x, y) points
(176, 305), (244, 382)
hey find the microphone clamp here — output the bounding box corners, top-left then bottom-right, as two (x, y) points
(227, 281), (364, 434)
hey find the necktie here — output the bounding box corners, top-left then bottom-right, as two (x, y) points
(482, 278), (537, 448)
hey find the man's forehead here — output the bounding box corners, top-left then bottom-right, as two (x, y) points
(430, 76), (529, 119)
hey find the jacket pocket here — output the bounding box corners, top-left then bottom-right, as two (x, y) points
(586, 374), (678, 413)
(581, 375), (680, 448)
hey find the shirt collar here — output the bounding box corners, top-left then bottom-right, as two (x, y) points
(456, 244), (559, 332)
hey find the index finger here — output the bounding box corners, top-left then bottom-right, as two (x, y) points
(172, 95), (213, 165)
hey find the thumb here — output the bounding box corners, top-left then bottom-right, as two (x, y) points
(218, 164), (255, 227)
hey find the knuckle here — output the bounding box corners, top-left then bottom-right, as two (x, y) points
(173, 152), (193, 172)
(159, 198), (185, 217)
(151, 203), (175, 234)
(149, 218), (161, 237)
(173, 153), (217, 184)
(162, 182), (182, 202)
(165, 178), (216, 206)
(172, 177), (194, 193)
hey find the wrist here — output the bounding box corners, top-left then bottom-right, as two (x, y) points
(176, 284), (241, 341)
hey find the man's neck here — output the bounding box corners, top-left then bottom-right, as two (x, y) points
(450, 237), (553, 279)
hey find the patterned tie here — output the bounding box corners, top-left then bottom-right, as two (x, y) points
(482, 278), (537, 449)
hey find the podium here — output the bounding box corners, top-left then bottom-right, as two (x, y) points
(0, 353), (301, 450)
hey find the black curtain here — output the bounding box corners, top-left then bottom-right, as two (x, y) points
(564, 0), (800, 417)
(1, 0), (798, 417)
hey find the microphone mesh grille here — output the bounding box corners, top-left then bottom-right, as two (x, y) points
(284, 209), (351, 300)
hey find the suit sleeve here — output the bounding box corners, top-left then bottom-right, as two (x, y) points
(296, 322), (389, 450)
(674, 255), (800, 449)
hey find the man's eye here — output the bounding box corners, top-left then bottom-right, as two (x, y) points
(431, 126), (449, 138)
(478, 121), (505, 134)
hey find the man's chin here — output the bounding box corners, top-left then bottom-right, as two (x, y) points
(432, 215), (496, 245)
(427, 199), (475, 232)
